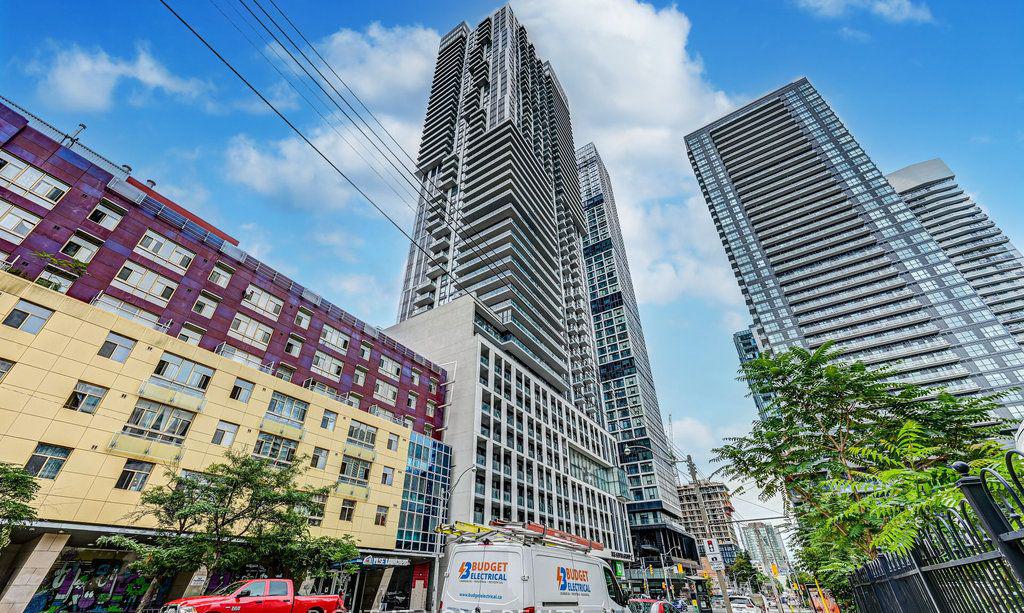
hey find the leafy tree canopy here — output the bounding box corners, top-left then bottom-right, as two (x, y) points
(0, 463), (39, 549)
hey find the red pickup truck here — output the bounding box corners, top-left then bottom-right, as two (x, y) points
(162, 578), (344, 613)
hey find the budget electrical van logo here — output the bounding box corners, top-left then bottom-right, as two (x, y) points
(457, 561), (509, 583)
(556, 567), (591, 594)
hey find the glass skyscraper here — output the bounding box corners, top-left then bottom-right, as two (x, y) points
(686, 78), (1024, 420)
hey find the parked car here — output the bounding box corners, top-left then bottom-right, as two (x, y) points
(161, 578), (343, 613)
(627, 598), (680, 613)
(724, 596), (762, 612)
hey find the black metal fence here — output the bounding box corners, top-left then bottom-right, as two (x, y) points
(850, 451), (1024, 612)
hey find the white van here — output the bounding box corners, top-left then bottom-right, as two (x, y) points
(441, 538), (630, 613)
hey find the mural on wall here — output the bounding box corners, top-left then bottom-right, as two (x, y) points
(24, 549), (170, 613)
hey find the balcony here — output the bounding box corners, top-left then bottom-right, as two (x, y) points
(108, 432), (183, 464)
(259, 416), (304, 441)
(139, 378), (206, 413)
(335, 481), (370, 500)
(343, 441), (377, 462)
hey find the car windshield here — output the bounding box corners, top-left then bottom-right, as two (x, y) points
(730, 597), (752, 604)
(211, 581), (248, 596)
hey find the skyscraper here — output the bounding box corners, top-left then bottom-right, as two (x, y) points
(740, 522), (791, 575)
(887, 159), (1024, 346)
(686, 78), (1024, 420)
(397, 7), (598, 416)
(388, 7), (648, 563)
(732, 326), (771, 416)
(577, 143), (693, 581)
(676, 481), (740, 564)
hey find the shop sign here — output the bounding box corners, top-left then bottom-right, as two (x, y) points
(362, 555), (411, 567)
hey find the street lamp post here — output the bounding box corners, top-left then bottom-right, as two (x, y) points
(432, 465), (478, 610)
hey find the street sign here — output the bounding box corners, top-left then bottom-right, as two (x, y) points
(770, 563), (779, 577)
(703, 538), (720, 556)
(707, 552), (725, 571)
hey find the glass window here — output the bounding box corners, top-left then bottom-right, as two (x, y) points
(406, 392), (418, 410)
(242, 581), (266, 598)
(386, 433), (400, 451)
(354, 368), (367, 386)
(111, 261), (178, 307)
(242, 284), (284, 320)
(229, 313), (273, 350)
(268, 581), (289, 597)
(177, 323), (204, 345)
(25, 443), (71, 479)
(374, 505), (389, 526)
(135, 229), (195, 273)
(426, 402), (436, 418)
(3, 300), (53, 334)
(0, 198), (42, 244)
(154, 353), (214, 391)
(360, 343), (372, 360)
(311, 447), (329, 469)
(123, 400), (195, 445)
(320, 324), (350, 353)
(312, 351), (344, 380)
(266, 392), (308, 427)
(339, 455), (371, 485)
(192, 293), (220, 318)
(35, 268), (76, 294)
(381, 466), (394, 486)
(87, 200), (125, 230)
(295, 308), (312, 329)
(285, 335), (303, 357)
(321, 410), (337, 431)
(374, 380), (398, 403)
(305, 492), (327, 526)
(339, 499), (356, 521)
(379, 356), (401, 380)
(114, 459), (154, 491)
(212, 421), (239, 446)
(98, 332), (136, 362)
(63, 381), (108, 414)
(208, 263), (234, 288)
(347, 421), (377, 449)
(230, 378), (254, 402)
(60, 233), (101, 263)
(252, 432), (298, 466)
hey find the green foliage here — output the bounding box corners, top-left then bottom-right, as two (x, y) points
(713, 343), (1007, 599)
(0, 463), (39, 549)
(99, 450), (359, 584)
(33, 250), (89, 276)
(727, 551), (766, 592)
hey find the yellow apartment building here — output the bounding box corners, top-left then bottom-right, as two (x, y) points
(0, 272), (450, 613)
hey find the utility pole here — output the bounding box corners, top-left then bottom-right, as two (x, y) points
(751, 525), (785, 613)
(686, 455), (733, 613)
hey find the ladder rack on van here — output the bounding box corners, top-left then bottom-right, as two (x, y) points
(438, 520), (603, 553)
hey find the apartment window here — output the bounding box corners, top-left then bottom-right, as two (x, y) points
(426, 401), (436, 418)
(123, 400), (194, 446)
(35, 268), (76, 293)
(379, 356), (401, 380)
(3, 300), (52, 334)
(112, 262), (177, 307)
(0, 358), (13, 382)
(192, 292), (220, 318)
(360, 343), (372, 360)
(60, 232), (102, 263)
(135, 230), (195, 273)
(87, 200), (125, 230)
(305, 492), (327, 526)
(0, 198), (41, 244)
(276, 364), (295, 383)
(154, 353), (214, 392)
(312, 351), (344, 381)
(320, 324), (350, 353)
(403, 416), (414, 430)
(212, 420), (239, 446)
(411, 370), (420, 386)
(230, 378), (254, 402)
(311, 447), (329, 469)
(424, 423), (434, 437)
(339, 499), (356, 522)
(63, 381), (108, 414)
(25, 443), (71, 479)
(321, 409), (337, 431)
(98, 332), (135, 362)
(93, 294), (162, 330)
(353, 367), (367, 386)
(339, 455), (371, 485)
(228, 313), (273, 350)
(0, 152), (69, 208)
(177, 323), (205, 345)
(347, 393), (362, 408)
(373, 380), (398, 403)
(114, 460), (154, 491)
(253, 432), (298, 466)
(266, 391), (308, 427)
(429, 378), (438, 394)
(208, 263), (234, 288)
(295, 308), (312, 329)
(284, 334), (303, 357)
(381, 466), (394, 486)
(374, 505), (389, 527)
(406, 392), (418, 410)
(386, 433), (400, 451)
(347, 421), (378, 449)
(242, 284), (284, 320)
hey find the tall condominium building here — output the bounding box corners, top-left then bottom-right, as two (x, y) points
(389, 7), (647, 564)
(397, 6), (598, 417)
(685, 78), (1024, 420)
(0, 100), (452, 611)
(577, 142), (693, 580)
(676, 481), (740, 565)
(740, 522), (791, 575)
(732, 326), (771, 416)
(887, 159), (1024, 346)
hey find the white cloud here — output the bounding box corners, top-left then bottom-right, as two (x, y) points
(29, 43), (208, 112)
(515, 0), (742, 306)
(323, 272), (401, 325)
(795, 0), (934, 23)
(838, 26), (872, 42)
(224, 23), (439, 223)
(314, 230), (365, 262)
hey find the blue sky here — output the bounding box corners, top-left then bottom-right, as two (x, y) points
(2, 0), (1022, 524)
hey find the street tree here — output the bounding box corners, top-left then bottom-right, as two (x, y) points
(713, 343), (1006, 600)
(0, 463), (39, 549)
(100, 450), (359, 605)
(727, 551), (765, 593)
